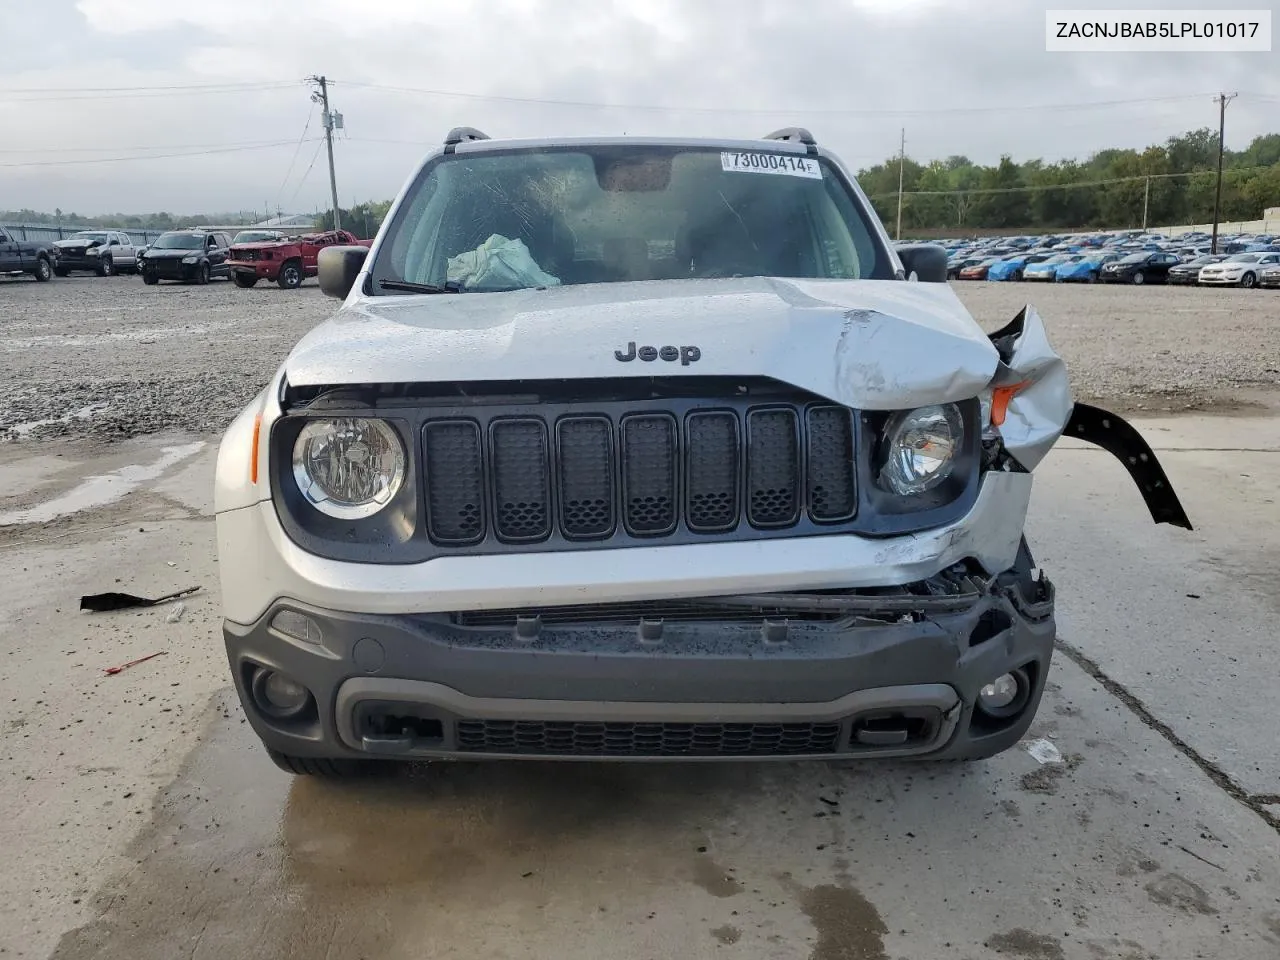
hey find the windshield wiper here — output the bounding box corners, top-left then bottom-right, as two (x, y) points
(378, 279), (459, 295)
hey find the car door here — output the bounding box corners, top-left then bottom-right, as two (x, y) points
(116, 233), (136, 267)
(208, 234), (231, 276)
(0, 228), (17, 271)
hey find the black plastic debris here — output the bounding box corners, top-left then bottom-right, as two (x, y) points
(80, 585), (201, 613)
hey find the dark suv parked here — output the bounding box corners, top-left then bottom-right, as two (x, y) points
(140, 230), (233, 285)
(1099, 251), (1180, 285)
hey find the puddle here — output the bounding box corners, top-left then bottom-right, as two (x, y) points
(0, 442), (204, 526)
(7, 402), (110, 438)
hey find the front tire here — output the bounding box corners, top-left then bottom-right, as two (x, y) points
(142, 273), (159, 285)
(233, 273), (259, 288)
(34, 258), (52, 282)
(97, 256), (114, 277)
(1241, 272), (1257, 289)
(1132, 271), (1145, 285)
(196, 262), (210, 285)
(53, 266), (68, 277)
(277, 260), (303, 289)
(266, 748), (380, 778)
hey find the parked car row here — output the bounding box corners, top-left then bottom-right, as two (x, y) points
(2, 226), (374, 288)
(927, 228), (1280, 288)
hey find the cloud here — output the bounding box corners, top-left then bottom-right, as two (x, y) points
(1, 0), (1275, 215)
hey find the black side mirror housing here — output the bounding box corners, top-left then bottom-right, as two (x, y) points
(319, 246), (369, 299)
(896, 243), (948, 283)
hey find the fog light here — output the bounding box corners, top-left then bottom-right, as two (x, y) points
(976, 667), (1031, 721)
(251, 667), (311, 720)
(980, 673), (1018, 710)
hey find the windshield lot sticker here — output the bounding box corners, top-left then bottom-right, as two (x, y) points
(721, 152), (822, 179)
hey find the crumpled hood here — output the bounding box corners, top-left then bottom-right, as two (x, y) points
(53, 238), (100, 249)
(284, 277), (1000, 410)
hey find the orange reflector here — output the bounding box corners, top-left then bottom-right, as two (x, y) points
(991, 381), (1031, 427)
(250, 412), (262, 485)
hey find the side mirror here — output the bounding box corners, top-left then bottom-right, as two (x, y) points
(896, 243), (948, 283)
(318, 246), (368, 299)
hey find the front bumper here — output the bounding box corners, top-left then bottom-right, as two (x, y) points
(229, 261), (280, 280)
(1198, 274), (1241, 285)
(225, 570), (1056, 762)
(53, 255), (102, 270)
(141, 259), (200, 281)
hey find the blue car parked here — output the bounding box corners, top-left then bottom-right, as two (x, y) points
(1022, 254), (1075, 281)
(1056, 253), (1118, 283)
(987, 252), (1053, 281)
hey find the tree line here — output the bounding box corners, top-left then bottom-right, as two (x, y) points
(858, 128), (1280, 234)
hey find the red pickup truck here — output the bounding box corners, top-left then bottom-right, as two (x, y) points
(226, 229), (372, 289)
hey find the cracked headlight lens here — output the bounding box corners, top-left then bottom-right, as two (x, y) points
(880, 404), (963, 496)
(292, 418), (405, 519)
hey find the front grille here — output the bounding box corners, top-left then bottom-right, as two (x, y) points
(235, 250), (258, 261)
(455, 719), (842, 756)
(452, 598), (850, 625)
(420, 402), (855, 546)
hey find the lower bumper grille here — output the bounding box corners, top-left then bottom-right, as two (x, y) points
(455, 719), (842, 756)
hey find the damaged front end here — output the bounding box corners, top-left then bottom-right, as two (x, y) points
(984, 305), (1191, 529)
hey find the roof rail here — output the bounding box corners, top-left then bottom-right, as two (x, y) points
(763, 127), (818, 155)
(443, 127), (490, 153)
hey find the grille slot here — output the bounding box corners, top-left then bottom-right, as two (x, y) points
(747, 409), (801, 527)
(490, 419), (551, 542)
(423, 420), (485, 544)
(806, 406), (857, 522)
(556, 417), (615, 539)
(685, 411), (740, 531)
(621, 414), (678, 536)
(455, 719), (842, 757)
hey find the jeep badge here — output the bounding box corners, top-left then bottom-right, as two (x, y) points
(614, 341), (701, 366)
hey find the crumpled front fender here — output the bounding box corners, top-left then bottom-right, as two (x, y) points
(987, 305), (1192, 530)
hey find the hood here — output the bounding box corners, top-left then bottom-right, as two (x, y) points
(283, 277), (1000, 411)
(142, 249), (197, 259)
(53, 237), (101, 249)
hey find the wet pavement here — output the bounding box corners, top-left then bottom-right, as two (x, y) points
(2, 416), (1280, 959)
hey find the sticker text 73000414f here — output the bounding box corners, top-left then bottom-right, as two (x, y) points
(720, 152), (823, 179)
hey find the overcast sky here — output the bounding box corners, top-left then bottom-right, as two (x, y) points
(2, 0), (1277, 217)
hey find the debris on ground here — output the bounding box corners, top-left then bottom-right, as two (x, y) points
(80, 585), (200, 612)
(1022, 738), (1063, 765)
(103, 651), (167, 676)
(165, 602), (187, 624)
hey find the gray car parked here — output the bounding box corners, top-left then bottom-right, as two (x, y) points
(51, 230), (139, 277)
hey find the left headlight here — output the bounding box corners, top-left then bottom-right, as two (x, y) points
(880, 404), (964, 496)
(291, 418), (406, 519)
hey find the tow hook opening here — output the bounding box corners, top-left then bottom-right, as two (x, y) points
(849, 707), (942, 749)
(355, 702), (446, 753)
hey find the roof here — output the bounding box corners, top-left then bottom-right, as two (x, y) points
(450, 135), (815, 156)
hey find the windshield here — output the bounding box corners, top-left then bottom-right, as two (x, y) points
(69, 232), (110, 243)
(373, 145), (891, 293)
(1118, 253), (1150, 264)
(1226, 253), (1262, 263)
(233, 231), (281, 244)
(152, 233), (205, 250)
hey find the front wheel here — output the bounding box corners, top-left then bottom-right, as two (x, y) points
(97, 255), (114, 277)
(1132, 271), (1145, 285)
(1086, 271), (1097, 283)
(34, 258), (52, 282)
(142, 273), (159, 285)
(277, 260), (303, 289)
(196, 262), (210, 285)
(233, 273), (259, 288)
(53, 266), (68, 277)
(1240, 272), (1257, 289)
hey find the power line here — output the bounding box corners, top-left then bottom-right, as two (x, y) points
(0, 138), (306, 155)
(288, 140), (327, 206)
(334, 80), (1217, 117)
(0, 140), (320, 168)
(275, 106), (316, 212)
(2, 82), (303, 102)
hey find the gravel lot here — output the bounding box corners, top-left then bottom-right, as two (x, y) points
(3, 273), (1279, 443)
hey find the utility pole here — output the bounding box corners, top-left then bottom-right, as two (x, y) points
(308, 75), (342, 231)
(1211, 92), (1237, 254)
(1142, 176), (1150, 231)
(895, 128), (906, 241)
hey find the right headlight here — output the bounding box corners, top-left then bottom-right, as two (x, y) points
(291, 417), (406, 519)
(880, 403), (964, 496)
